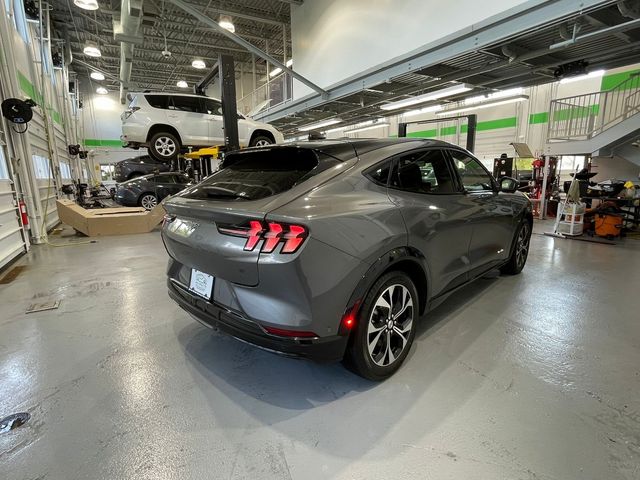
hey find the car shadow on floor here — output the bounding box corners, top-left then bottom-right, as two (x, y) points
(176, 273), (504, 413)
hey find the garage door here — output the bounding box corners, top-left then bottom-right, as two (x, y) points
(0, 145), (26, 270)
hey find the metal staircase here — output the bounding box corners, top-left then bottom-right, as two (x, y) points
(546, 73), (640, 155)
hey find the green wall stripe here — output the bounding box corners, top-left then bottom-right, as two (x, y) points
(529, 112), (549, 124)
(84, 139), (125, 147)
(407, 129), (438, 138)
(17, 70), (62, 126)
(601, 68), (640, 91)
(439, 126), (457, 136)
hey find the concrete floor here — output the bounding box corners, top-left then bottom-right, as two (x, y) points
(1, 224), (639, 480)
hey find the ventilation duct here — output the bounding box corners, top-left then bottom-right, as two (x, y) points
(618, 0), (640, 19)
(113, 0), (144, 103)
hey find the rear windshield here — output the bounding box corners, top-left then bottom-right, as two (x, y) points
(183, 148), (337, 201)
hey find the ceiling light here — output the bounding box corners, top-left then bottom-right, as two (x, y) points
(437, 95), (528, 116)
(269, 59), (293, 77)
(192, 59), (206, 69)
(73, 0), (98, 10)
(176, 80), (188, 88)
(346, 122), (390, 134)
(559, 69), (605, 84)
(380, 84), (473, 111)
(83, 41), (101, 57)
(218, 15), (235, 33)
(464, 87), (524, 105)
(298, 118), (342, 132)
(403, 104), (444, 118)
(96, 87), (108, 95)
(90, 71), (105, 81)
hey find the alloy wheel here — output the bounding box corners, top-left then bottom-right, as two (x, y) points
(155, 137), (176, 157)
(367, 284), (414, 367)
(515, 223), (530, 269)
(140, 194), (157, 210)
(254, 139), (271, 147)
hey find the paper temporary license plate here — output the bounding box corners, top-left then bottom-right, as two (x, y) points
(189, 269), (214, 299)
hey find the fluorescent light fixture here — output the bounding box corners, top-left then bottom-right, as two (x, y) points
(176, 80), (188, 88)
(298, 118), (342, 132)
(191, 59), (206, 69)
(269, 59), (293, 77)
(74, 0), (98, 10)
(437, 95), (528, 115)
(464, 87), (524, 105)
(403, 104), (443, 118)
(380, 84), (472, 111)
(96, 87), (108, 95)
(559, 69), (605, 84)
(83, 42), (101, 57)
(90, 71), (105, 81)
(218, 15), (235, 33)
(346, 121), (390, 134)
(325, 125), (346, 134)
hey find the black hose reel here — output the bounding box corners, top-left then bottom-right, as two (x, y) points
(1, 98), (37, 133)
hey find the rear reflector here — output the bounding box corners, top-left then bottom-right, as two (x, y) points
(263, 326), (319, 338)
(218, 220), (308, 254)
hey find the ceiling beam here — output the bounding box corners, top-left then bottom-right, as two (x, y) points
(167, 0), (327, 97)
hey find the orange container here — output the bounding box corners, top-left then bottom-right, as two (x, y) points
(594, 214), (623, 238)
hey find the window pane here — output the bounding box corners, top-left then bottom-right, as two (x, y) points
(450, 150), (494, 192)
(391, 149), (456, 194)
(32, 155), (52, 179)
(204, 99), (223, 115)
(366, 161), (391, 185)
(0, 147), (9, 179)
(170, 96), (202, 113)
(145, 95), (169, 109)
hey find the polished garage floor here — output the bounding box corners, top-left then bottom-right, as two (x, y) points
(1, 225), (639, 480)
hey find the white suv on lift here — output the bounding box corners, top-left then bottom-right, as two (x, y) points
(120, 93), (284, 161)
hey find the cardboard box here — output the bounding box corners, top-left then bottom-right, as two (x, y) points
(56, 199), (165, 236)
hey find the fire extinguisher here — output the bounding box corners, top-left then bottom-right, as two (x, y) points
(18, 199), (30, 230)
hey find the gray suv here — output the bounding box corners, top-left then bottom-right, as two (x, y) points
(162, 139), (532, 380)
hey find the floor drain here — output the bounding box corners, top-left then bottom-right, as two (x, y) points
(0, 412), (30, 433)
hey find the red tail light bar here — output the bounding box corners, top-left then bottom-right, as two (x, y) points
(218, 220), (308, 254)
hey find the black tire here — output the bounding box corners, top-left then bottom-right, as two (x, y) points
(500, 219), (531, 275)
(344, 271), (418, 381)
(249, 135), (274, 147)
(138, 192), (158, 210)
(149, 132), (180, 162)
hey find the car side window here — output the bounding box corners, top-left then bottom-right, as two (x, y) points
(390, 149), (457, 194)
(365, 161), (392, 186)
(203, 99), (223, 116)
(449, 150), (494, 192)
(145, 95), (169, 109)
(169, 96), (204, 113)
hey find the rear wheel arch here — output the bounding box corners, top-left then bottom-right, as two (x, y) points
(345, 247), (430, 322)
(146, 124), (182, 145)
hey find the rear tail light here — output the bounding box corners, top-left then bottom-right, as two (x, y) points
(218, 220), (308, 254)
(123, 107), (140, 119)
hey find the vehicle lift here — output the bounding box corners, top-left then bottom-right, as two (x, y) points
(397, 114), (477, 153)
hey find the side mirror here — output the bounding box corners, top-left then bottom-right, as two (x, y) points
(499, 176), (519, 193)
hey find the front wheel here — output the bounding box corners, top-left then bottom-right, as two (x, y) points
(345, 272), (418, 381)
(149, 132), (180, 162)
(138, 193), (158, 210)
(249, 135), (274, 147)
(500, 220), (531, 275)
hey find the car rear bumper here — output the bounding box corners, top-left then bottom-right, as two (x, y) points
(168, 279), (349, 363)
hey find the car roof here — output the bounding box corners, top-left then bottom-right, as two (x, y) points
(134, 92), (219, 101)
(279, 138), (461, 160)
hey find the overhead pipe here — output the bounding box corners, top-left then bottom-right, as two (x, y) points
(165, 0), (329, 99)
(114, 0), (144, 103)
(618, 0), (640, 19)
(550, 17), (640, 49)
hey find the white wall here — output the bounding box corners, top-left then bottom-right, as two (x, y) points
(291, 0), (530, 98)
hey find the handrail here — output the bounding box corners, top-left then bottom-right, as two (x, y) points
(548, 72), (640, 141)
